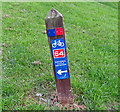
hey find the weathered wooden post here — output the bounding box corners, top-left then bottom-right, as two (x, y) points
(45, 8), (73, 105)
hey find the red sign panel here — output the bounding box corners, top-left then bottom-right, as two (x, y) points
(53, 49), (65, 58)
(55, 27), (63, 35)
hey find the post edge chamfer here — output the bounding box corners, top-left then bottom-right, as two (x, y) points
(45, 8), (73, 106)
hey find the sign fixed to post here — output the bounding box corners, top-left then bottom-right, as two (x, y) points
(45, 8), (73, 105)
(51, 38), (69, 80)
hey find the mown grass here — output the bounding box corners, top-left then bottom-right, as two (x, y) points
(2, 2), (118, 110)
(0, 2), (2, 112)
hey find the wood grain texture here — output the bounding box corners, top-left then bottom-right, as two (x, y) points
(45, 8), (73, 105)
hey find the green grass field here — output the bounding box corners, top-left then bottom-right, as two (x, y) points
(2, 2), (118, 110)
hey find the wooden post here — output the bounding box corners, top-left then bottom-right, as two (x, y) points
(45, 8), (73, 105)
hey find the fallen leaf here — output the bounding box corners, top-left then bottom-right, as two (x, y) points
(8, 28), (12, 30)
(2, 43), (6, 47)
(93, 11), (96, 13)
(13, 3), (18, 6)
(52, 94), (56, 97)
(36, 93), (42, 97)
(43, 31), (47, 34)
(32, 61), (42, 65)
(27, 95), (30, 100)
(106, 108), (111, 110)
(66, 41), (70, 45)
(5, 56), (10, 61)
(100, 3), (104, 7)
(65, 29), (68, 32)
(39, 98), (47, 102)
(73, 103), (86, 110)
(64, 104), (70, 109)
(73, 104), (79, 109)
(3, 14), (9, 18)
(56, 103), (62, 108)
(21, 9), (26, 12)
(79, 104), (86, 109)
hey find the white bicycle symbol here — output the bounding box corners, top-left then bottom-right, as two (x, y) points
(52, 40), (64, 48)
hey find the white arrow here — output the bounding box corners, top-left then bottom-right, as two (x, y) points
(57, 69), (67, 75)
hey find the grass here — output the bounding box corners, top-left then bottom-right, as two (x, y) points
(2, 2), (118, 110)
(0, 2), (2, 112)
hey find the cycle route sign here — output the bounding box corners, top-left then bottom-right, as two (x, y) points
(51, 38), (69, 80)
(45, 8), (73, 104)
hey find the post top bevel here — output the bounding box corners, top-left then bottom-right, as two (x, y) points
(45, 8), (63, 20)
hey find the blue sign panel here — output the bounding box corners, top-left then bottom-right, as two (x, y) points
(51, 38), (69, 80)
(47, 29), (56, 37)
